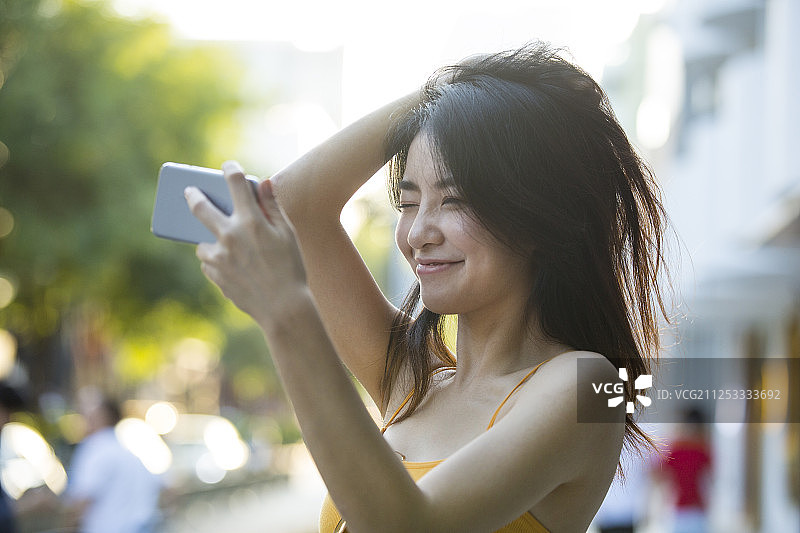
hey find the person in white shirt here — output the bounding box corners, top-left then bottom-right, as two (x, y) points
(64, 392), (162, 533)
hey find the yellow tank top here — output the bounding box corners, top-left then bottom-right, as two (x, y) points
(318, 360), (554, 533)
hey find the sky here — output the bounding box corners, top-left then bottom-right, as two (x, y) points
(111, 0), (669, 120)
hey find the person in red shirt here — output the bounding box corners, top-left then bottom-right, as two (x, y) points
(660, 407), (712, 533)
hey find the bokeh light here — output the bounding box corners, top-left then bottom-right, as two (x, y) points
(57, 412), (87, 445)
(203, 417), (249, 471)
(195, 452), (226, 484)
(0, 207), (14, 238)
(0, 277), (15, 309)
(174, 337), (218, 384)
(0, 329), (17, 379)
(115, 417), (173, 475)
(145, 401), (179, 435)
(0, 423), (68, 499)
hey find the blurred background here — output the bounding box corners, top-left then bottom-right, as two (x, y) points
(0, 0), (797, 532)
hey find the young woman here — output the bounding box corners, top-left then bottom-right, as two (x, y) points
(184, 42), (668, 533)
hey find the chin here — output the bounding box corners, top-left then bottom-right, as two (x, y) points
(418, 293), (457, 315)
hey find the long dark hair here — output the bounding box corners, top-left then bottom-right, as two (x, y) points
(381, 42), (669, 453)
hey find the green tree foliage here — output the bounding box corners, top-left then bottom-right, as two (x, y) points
(0, 0), (244, 388)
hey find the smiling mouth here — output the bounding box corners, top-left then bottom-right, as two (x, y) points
(416, 261), (463, 276)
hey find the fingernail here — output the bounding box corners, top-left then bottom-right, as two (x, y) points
(223, 160), (243, 173)
(184, 186), (195, 197)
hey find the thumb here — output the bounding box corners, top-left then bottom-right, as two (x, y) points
(257, 179), (285, 225)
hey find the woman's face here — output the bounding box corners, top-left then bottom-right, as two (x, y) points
(394, 133), (533, 317)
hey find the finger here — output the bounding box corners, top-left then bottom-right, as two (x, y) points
(222, 160), (259, 215)
(199, 260), (222, 288)
(196, 244), (221, 281)
(196, 242), (216, 263)
(185, 186), (226, 236)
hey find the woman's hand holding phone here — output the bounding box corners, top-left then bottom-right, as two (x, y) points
(184, 161), (308, 324)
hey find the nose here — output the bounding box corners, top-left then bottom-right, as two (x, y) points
(406, 206), (444, 250)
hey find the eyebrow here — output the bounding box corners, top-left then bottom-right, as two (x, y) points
(398, 176), (457, 192)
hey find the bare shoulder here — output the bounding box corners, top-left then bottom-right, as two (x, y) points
(520, 349), (624, 418)
(506, 350), (625, 477)
(535, 350), (620, 386)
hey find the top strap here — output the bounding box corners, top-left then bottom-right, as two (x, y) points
(486, 357), (556, 430)
(381, 366), (456, 434)
(381, 358), (556, 433)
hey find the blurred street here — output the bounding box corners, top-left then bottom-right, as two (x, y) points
(162, 444), (326, 533)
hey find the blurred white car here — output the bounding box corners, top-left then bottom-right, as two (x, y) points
(158, 413), (250, 486)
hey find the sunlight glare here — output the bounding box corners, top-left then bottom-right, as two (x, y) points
(116, 417), (173, 474)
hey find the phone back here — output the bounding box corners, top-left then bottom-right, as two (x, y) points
(151, 162), (242, 244)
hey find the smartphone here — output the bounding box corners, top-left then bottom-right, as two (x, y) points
(151, 162), (259, 244)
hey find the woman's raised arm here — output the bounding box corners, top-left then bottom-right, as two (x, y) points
(267, 92), (421, 410)
(186, 171), (623, 533)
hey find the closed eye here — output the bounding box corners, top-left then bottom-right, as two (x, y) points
(397, 203), (419, 211)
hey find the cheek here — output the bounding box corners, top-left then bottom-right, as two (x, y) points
(394, 218), (413, 263)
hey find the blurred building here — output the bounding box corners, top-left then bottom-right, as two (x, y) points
(603, 0), (800, 531)
(220, 41), (343, 176)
